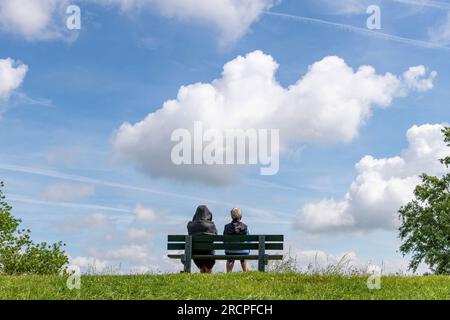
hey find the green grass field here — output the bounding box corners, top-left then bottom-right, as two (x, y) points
(0, 273), (448, 300)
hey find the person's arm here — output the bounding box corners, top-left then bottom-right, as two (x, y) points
(187, 221), (191, 235)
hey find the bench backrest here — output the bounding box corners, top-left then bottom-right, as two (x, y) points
(167, 235), (284, 272)
(167, 235), (284, 251)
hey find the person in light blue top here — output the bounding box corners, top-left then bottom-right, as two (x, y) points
(223, 208), (249, 272)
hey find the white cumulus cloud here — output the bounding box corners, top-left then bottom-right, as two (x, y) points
(0, 58), (28, 101)
(0, 57), (29, 120)
(127, 227), (152, 241)
(402, 65), (437, 92)
(0, 0), (69, 40)
(295, 124), (449, 233)
(113, 50), (436, 185)
(133, 203), (157, 222)
(70, 255), (110, 273)
(105, 244), (154, 262)
(96, 0), (274, 43)
(0, 0), (272, 43)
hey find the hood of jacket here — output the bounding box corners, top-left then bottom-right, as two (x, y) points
(187, 205), (217, 236)
(192, 205), (213, 222)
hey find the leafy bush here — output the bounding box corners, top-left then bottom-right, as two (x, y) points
(0, 181), (68, 275)
(398, 127), (450, 275)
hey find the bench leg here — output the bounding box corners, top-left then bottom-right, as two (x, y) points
(184, 235), (192, 273)
(181, 255), (190, 273)
(258, 235), (266, 272)
(184, 258), (191, 273)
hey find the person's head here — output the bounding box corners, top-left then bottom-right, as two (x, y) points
(230, 208), (243, 222)
(193, 205), (213, 222)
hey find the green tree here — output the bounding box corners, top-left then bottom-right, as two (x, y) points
(398, 127), (450, 275)
(441, 127), (450, 167)
(0, 181), (68, 275)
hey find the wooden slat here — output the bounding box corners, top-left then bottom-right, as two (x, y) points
(167, 242), (283, 250)
(168, 235), (188, 242)
(167, 254), (283, 261)
(168, 235), (284, 242)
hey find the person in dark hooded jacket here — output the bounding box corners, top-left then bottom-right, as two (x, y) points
(223, 208), (250, 272)
(187, 205), (218, 273)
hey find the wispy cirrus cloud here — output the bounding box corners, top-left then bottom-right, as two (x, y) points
(7, 194), (132, 213)
(264, 11), (450, 51)
(392, 0), (450, 10)
(63, 212), (111, 232)
(321, 0), (450, 12)
(317, 0), (373, 15)
(429, 12), (450, 45)
(41, 182), (95, 202)
(0, 163), (294, 222)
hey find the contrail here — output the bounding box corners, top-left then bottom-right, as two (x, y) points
(264, 11), (450, 51)
(244, 178), (301, 192)
(392, 0), (450, 10)
(0, 163), (296, 219)
(0, 163), (206, 203)
(8, 194), (132, 213)
(7, 195), (292, 224)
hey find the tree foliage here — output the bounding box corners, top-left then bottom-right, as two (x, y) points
(0, 181), (68, 275)
(398, 127), (450, 275)
(441, 127), (450, 167)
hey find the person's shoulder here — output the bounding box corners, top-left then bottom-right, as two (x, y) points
(239, 222), (249, 234)
(223, 222), (233, 234)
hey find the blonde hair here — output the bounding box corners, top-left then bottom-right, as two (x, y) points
(230, 208), (242, 221)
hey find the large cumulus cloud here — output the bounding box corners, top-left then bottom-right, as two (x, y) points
(113, 50), (436, 185)
(295, 124), (449, 233)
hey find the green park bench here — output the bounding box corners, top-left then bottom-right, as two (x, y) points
(167, 234), (284, 273)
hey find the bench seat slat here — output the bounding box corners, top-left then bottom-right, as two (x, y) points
(167, 254), (283, 260)
(168, 235), (283, 242)
(167, 243), (283, 251)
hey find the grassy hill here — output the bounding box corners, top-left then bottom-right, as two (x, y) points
(0, 273), (448, 300)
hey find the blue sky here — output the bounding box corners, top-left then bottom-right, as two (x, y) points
(0, 0), (449, 273)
